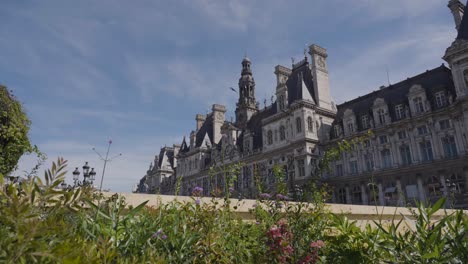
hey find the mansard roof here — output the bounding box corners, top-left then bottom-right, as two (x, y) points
(195, 113), (214, 147)
(157, 147), (175, 169)
(286, 58), (317, 105)
(457, 1), (468, 40)
(333, 65), (455, 131)
(239, 102), (277, 150)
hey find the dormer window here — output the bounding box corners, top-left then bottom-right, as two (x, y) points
(334, 125), (341, 137)
(279, 126), (286, 140)
(347, 122), (354, 133)
(377, 109), (385, 125)
(413, 97), (424, 113)
(395, 104), (406, 120)
(361, 115), (369, 129)
(435, 91), (447, 108)
(267, 130), (273, 145)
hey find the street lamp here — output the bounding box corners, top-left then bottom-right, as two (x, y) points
(72, 162), (96, 187)
(445, 178), (457, 208)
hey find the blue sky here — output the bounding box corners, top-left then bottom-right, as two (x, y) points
(1, 0), (458, 192)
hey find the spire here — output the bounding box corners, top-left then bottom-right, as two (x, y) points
(235, 56), (258, 126)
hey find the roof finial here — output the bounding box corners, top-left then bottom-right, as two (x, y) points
(304, 48), (307, 58)
(291, 57), (295, 65)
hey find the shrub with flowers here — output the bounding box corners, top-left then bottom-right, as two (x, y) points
(0, 158), (466, 263)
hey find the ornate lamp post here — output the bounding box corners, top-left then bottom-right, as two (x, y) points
(72, 162), (97, 187)
(445, 178), (457, 208)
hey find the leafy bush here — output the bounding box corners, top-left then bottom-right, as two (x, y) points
(0, 158), (466, 263)
(0, 85), (38, 177)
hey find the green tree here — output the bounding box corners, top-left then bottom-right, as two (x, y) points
(0, 85), (33, 176)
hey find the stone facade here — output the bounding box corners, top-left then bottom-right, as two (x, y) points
(136, 1), (468, 208)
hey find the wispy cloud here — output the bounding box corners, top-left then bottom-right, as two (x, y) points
(3, 0), (457, 192)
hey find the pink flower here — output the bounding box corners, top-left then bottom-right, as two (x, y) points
(310, 240), (325, 249)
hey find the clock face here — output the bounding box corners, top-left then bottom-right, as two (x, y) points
(216, 112), (224, 120)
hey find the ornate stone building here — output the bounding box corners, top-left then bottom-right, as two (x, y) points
(136, 1), (468, 208)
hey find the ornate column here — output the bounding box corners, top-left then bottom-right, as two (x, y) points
(416, 175), (426, 203)
(396, 178), (405, 206)
(345, 185), (352, 204)
(360, 183), (368, 205)
(378, 182), (385, 206)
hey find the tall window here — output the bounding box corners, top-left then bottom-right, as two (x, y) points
(364, 154), (374, 171)
(279, 126), (286, 140)
(379, 135), (388, 144)
(395, 104), (406, 120)
(435, 91), (447, 108)
(413, 97), (424, 113)
(400, 145), (412, 166)
(349, 161), (358, 175)
(336, 164), (343, 177)
(419, 140), (433, 162)
(381, 149), (392, 168)
(442, 136), (458, 158)
(267, 130), (273, 145)
(398, 131), (407, 140)
(338, 188), (347, 204)
(377, 109), (385, 125)
(296, 117), (302, 133)
(361, 115), (369, 129)
(417, 125), (428, 135)
(307, 117), (313, 132)
(297, 159), (305, 177)
(243, 167), (251, 188)
(352, 186), (362, 204)
(364, 140), (371, 148)
(439, 119), (450, 130)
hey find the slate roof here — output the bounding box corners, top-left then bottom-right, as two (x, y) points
(180, 137), (189, 153)
(195, 113), (214, 147)
(237, 103), (278, 151)
(286, 58), (317, 105)
(457, 1), (468, 40)
(157, 147), (175, 169)
(331, 65), (455, 136)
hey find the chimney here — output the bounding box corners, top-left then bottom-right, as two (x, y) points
(309, 44), (334, 111)
(448, 0), (465, 30)
(212, 104), (226, 144)
(195, 114), (206, 130)
(172, 144), (180, 168)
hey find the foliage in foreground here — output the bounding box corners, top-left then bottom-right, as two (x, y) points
(0, 158), (467, 263)
(0, 85), (38, 177)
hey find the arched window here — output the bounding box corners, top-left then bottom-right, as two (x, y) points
(307, 117), (313, 132)
(279, 126), (286, 140)
(267, 130), (273, 145)
(296, 117), (302, 133)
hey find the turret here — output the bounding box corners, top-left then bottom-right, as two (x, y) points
(235, 56), (258, 128)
